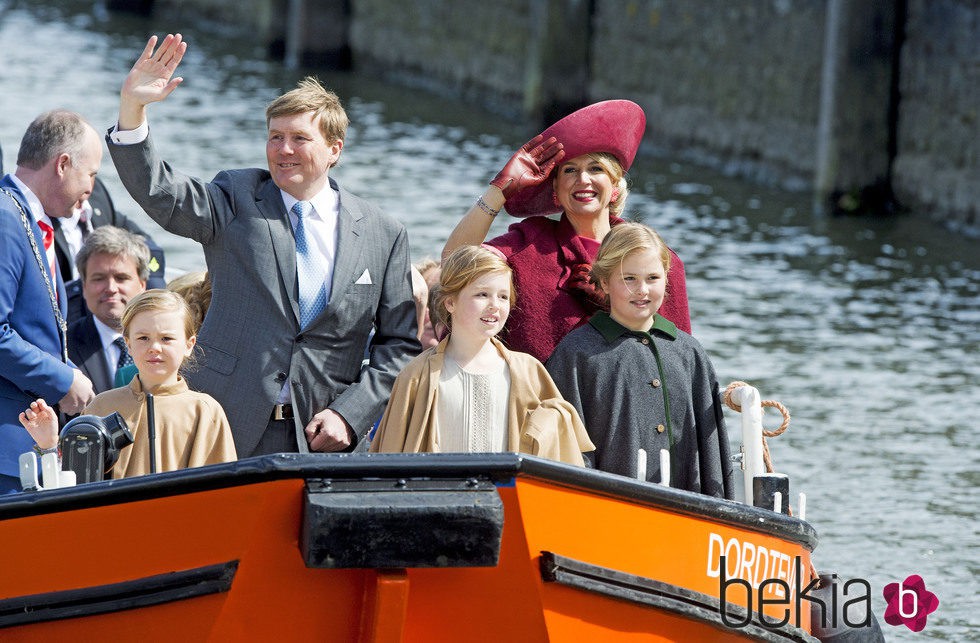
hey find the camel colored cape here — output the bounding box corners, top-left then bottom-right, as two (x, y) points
(83, 375), (237, 478)
(370, 338), (594, 465)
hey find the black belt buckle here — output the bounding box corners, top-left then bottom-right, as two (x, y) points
(272, 404), (294, 421)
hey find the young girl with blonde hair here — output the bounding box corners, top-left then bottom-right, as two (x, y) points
(19, 289), (236, 478)
(371, 246), (593, 464)
(547, 223), (734, 496)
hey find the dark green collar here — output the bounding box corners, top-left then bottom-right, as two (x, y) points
(589, 311), (678, 343)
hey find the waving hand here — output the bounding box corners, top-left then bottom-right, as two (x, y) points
(490, 135), (565, 198)
(119, 34), (187, 129)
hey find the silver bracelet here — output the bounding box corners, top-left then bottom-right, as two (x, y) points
(476, 196), (500, 218)
(32, 444), (59, 456)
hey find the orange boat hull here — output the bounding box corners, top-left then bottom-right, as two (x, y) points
(0, 454), (818, 642)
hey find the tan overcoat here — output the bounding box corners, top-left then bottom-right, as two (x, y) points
(370, 338), (594, 465)
(83, 375), (237, 478)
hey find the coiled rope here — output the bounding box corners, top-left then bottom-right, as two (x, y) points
(722, 380), (791, 474)
(723, 381), (817, 581)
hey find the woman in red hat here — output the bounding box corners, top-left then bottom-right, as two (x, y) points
(443, 100), (691, 363)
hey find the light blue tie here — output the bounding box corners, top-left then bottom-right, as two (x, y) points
(293, 200), (328, 328)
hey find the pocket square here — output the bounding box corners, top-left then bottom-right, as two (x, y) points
(354, 269), (372, 285)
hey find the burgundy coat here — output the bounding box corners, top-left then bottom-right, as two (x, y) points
(487, 214), (691, 363)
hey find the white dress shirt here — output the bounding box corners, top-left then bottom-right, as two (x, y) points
(282, 189), (339, 302)
(60, 203), (92, 279)
(107, 120), (149, 145)
(10, 174), (56, 272)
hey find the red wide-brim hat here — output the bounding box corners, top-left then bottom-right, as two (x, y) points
(504, 99), (646, 218)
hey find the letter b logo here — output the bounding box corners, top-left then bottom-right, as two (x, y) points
(883, 574), (938, 632)
(897, 581), (918, 619)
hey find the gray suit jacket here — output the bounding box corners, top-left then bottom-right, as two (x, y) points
(107, 133), (421, 457)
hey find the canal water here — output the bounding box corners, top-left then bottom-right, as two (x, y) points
(1, 1), (976, 638)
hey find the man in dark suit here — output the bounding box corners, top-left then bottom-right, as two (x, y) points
(53, 177), (166, 323)
(67, 226), (150, 394)
(0, 111), (99, 492)
(107, 34), (421, 457)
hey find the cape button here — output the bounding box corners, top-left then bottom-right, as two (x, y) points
(656, 424), (666, 433)
(650, 379), (661, 388)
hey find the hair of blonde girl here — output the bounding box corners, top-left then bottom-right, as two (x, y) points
(165, 271), (206, 295)
(121, 289), (198, 373)
(432, 246), (515, 332)
(590, 222), (671, 292)
(413, 257), (441, 282)
(166, 271), (212, 334)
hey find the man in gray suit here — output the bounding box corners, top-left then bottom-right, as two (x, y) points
(107, 34), (421, 456)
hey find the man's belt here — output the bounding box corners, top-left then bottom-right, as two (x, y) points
(272, 404), (294, 421)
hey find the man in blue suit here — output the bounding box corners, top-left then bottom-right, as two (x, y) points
(0, 110), (100, 493)
(2, 143), (168, 324)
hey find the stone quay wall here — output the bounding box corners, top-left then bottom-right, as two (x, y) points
(348, 0), (538, 118)
(892, 0), (978, 231)
(588, 1), (827, 190)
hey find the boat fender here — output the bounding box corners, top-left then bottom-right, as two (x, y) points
(301, 477), (504, 569)
(810, 572), (885, 642)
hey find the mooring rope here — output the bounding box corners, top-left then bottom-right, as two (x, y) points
(723, 381), (819, 582)
(722, 380), (791, 475)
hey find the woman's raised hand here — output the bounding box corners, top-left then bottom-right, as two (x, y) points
(490, 135), (565, 198)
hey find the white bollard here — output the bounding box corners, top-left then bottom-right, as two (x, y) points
(659, 449), (670, 487)
(637, 448), (647, 481)
(728, 385), (765, 505)
(773, 491), (782, 514)
(798, 493), (807, 521)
